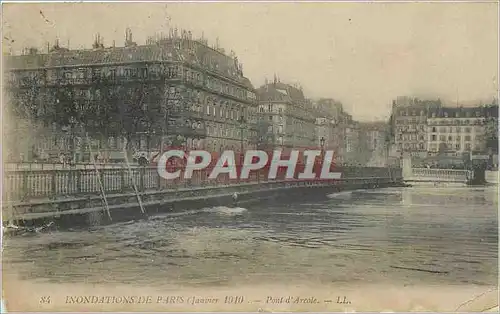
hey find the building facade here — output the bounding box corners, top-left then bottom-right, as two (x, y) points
(5, 29), (258, 162)
(391, 97), (441, 158)
(255, 80), (316, 150)
(389, 96), (498, 163)
(344, 116), (360, 164)
(426, 106), (492, 156)
(358, 121), (388, 166)
(312, 98), (347, 162)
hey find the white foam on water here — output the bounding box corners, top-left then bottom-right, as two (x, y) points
(327, 191), (354, 199)
(363, 190), (402, 195)
(205, 206), (248, 216)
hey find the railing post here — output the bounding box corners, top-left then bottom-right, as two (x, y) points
(120, 168), (126, 192)
(100, 170), (106, 194)
(139, 167), (145, 192)
(76, 170), (82, 194)
(51, 171), (57, 199)
(22, 171), (29, 201)
(157, 166), (162, 190)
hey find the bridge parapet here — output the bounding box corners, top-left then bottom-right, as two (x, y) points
(406, 168), (471, 183)
(3, 165), (403, 204)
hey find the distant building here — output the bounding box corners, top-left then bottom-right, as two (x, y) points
(391, 97), (442, 158)
(427, 106), (494, 156)
(312, 98), (346, 161)
(390, 96), (498, 161)
(256, 79), (316, 150)
(344, 116), (360, 163)
(5, 28), (258, 162)
(358, 121), (388, 166)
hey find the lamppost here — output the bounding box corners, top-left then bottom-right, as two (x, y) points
(238, 115), (246, 154)
(69, 116), (77, 164)
(257, 136), (263, 150)
(237, 115), (247, 183)
(160, 87), (182, 158)
(320, 136), (325, 157)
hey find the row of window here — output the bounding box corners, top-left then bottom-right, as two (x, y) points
(33, 133), (264, 153)
(268, 115), (284, 123)
(10, 64), (257, 103)
(185, 68), (251, 101)
(397, 110), (484, 118)
(205, 104), (257, 124)
(206, 124), (256, 139)
(429, 135), (475, 142)
(396, 118), (484, 125)
(429, 127), (474, 133)
(430, 111), (483, 118)
(398, 110), (426, 116)
(428, 143), (478, 151)
(259, 104), (284, 114)
(398, 135), (426, 141)
(397, 126), (426, 132)
(428, 119), (484, 126)
(399, 143), (426, 150)
(266, 125), (284, 134)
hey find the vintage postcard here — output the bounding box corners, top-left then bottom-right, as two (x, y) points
(1, 1), (499, 312)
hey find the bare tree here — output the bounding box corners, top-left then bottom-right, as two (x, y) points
(254, 118), (275, 150)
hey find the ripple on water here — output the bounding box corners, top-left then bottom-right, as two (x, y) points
(3, 187), (498, 287)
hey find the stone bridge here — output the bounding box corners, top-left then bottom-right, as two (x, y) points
(2, 164), (404, 228)
(402, 156), (472, 184)
(404, 167), (472, 184)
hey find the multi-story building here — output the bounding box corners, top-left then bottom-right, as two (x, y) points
(358, 121), (388, 166)
(312, 98), (346, 161)
(256, 80), (316, 150)
(426, 106), (493, 156)
(344, 115), (360, 163)
(5, 28), (258, 162)
(391, 97), (441, 158)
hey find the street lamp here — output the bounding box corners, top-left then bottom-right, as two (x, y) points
(257, 136), (263, 150)
(69, 116), (77, 164)
(238, 115), (246, 154)
(237, 115), (247, 184)
(320, 136), (325, 155)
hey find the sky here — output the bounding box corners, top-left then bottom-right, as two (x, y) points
(2, 2), (499, 121)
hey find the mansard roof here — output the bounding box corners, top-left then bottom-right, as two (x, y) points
(6, 38), (254, 89)
(256, 82), (306, 103)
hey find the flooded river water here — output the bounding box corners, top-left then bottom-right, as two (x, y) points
(2, 185), (498, 311)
